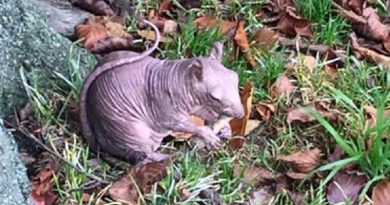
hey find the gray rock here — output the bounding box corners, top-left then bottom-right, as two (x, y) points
(0, 0), (96, 204)
(34, 0), (93, 38)
(0, 121), (31, 205)
(0, 0), (96, 117)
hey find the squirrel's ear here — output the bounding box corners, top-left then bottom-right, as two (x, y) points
(190, 60), (203, 81)
(209, 42), (223, 61)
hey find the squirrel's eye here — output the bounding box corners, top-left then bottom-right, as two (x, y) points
(210, 94), (221, 102)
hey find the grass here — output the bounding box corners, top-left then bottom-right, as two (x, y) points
(15, 0), (390, 204)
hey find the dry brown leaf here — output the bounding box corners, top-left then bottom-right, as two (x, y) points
(270, 75), (295, 98)
(287, 102), (340, 123)
(364, 105), (390, 127)
(334, 0), (365, 15)
(159, 0), (171, 15)
(300, 55), (316, 72)
(71, 0), (115, 16)
(383, 37), (390, 54)
(81, 193), (106, 205)
(277, 148), (321, 173)
(109, 161), (169, 204)
(90, 36), (133, 54)
(255, 102), (277, 121)
(277, 7), (313, 38)
(233, 165), (274, 186)
(253, 27), (279, 51)
(29, 160), (59, 205)
(75, 17), (109, 49)
(75, 16), (132, 50)
(327, 171), (367, 204)
(229, 82), (254, 136)
(286, 172), (311, 180)
(19, 102), (33, 121)
(352, 7), (389, 42)
(137, 29), (172, 42)
(372, 178), (390, 205)
(351, 33), (390, 68)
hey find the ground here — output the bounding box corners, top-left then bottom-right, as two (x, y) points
(13, 0), (390, 204)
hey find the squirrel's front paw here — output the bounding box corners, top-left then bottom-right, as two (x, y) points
(198, 126), (221, 149)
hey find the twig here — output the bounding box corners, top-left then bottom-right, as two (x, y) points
(278, 36), (331, 54)
(3, 120), (109, 184)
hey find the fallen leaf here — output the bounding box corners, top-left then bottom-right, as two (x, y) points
(249, 188), (274, 205)
(90, 36), (133, 54)
(19, 152), (36, 165)
(137, 29), (172, 42)
(158, 0), (171, 15)
(383, 37), (390, 54)
(253, 27), (279, 51)
(352, 7), (389, 42)
(351, 33), (390, 68)
(277, 148), (321, 173)
(261, 0), (296, 14)
(71, 0), (115, 16)
(81, 193), (106, 205)
(75, 16), (132, 50)
(286, 172), (311, 180)
(364, 105), (390, 127)
(229, 82), (254, 136)
(372, 178), (390, 205)
(287, 102), (340, 123)
(233, 165), (274, 186)
(255, 102), (277, 121)
(270, 75), (295, 98)
(109, 161), (169, 203)
(334, 0), (365, 15)
(327, 171), (367, 204)
(75, 17), (109, 49)
(300, 54), (317, 73)
(29, 160), (59, 205)
(228, 136), (246, 150)
(277, 7), (313, 38)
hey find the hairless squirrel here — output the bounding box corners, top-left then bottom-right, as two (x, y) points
(80, 19), (244, 164)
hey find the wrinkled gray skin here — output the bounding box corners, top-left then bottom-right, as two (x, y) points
(81, 42), (244, 164)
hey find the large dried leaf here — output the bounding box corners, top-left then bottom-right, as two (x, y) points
(372, 178), (390, 205)
(277, 7), (313, 38)
(327, 171), (367, 204)
(270, 75), (295, 98)
(229, 82), (254, 136)
(277, 148), (321, 173)
(352, 7), (389, 42)
(253, 27), (279, 51)
(255, 102), (277, 121)
(90, 36), (133, 54)
(71, 0), (115, 16)
(287, 102), (340, 123)
(75, 16), (132, 50)
(233, 165), (274, 186)
(109, 161), (168, 203)
(29, 160), (59, 205)
(334, 0), (365, 14)
(351, 33), (390, 69)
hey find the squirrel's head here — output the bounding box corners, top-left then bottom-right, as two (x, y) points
(189, 42), (244, 118)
